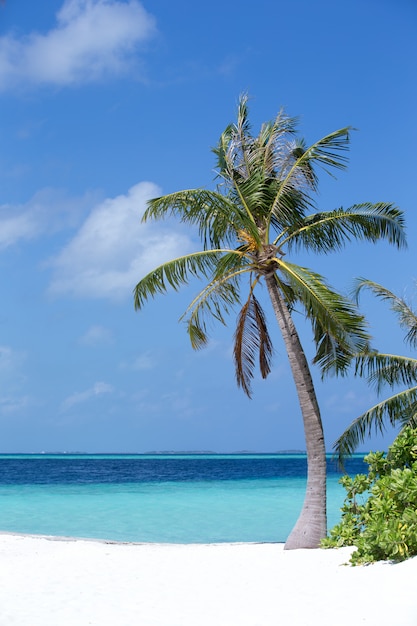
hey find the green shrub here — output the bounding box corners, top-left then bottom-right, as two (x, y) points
(322, 426), (417, 564)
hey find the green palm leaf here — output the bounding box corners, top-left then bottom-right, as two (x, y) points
(143, 189), (254, 249)
(277, 260), (370, 375)
(355, 279), (417, 347)
(214, 93), (297, 183)
(334, 387), (417, 461)
(180, 259), (249, 350)
(355, 353), (417, 392)
(280, 203), (406, 252)
(133, 250), (224, 310)
(269, 127), (351, 220)
(258, 112), (298, 175)
(185, 279), (241, 350)
(335, 281), (417, 461)
(295, 127), (352, 176)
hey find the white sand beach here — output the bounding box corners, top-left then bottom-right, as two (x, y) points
(0, 533), (416, 626)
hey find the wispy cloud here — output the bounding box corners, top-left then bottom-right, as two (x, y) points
(131, 387), (205, 420)
(118, 352), (157, 372)
(79, 325), (113, 346)
(0, 0), (157, 91)
(0, 203), (47, 249)
(0, 346), (32, 415)
(0, 395), (32, 415)
(47, 181), (194, 301)
(61, 381), (113, 411)
(0, 345), (27, 377)
(324, 390), (371, 414)
(0, 188), (99, 250)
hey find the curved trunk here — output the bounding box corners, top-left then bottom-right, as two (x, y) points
(265, 274), (327, 549)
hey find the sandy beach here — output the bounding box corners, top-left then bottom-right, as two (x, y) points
(0, 533), (416, 625)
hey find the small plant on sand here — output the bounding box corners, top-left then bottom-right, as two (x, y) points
(322, 426), (417, 564)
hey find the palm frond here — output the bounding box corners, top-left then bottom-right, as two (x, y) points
(212, 124), (234, 179)
(133, 250), (224, 310)
(264, 127), (352, 242)
(333, 387), (417, 462)
(213, 93), (254, 181)
(295, 127), (352, 177)
(213, 249), (249, 279)
(143, 189), (250, 249)
(235, 93), (253, 177)
(271, 127), (351, 210)
(355, 279), (417, 347)
(284, 138), (319, 188)
(335, 281), (417, 462)
(213, 95), (302, 236)
(257, 112), (298, 176)
(355, 352), (417, 392)
(215, 94), (297, 183)
(185, 279), (241, 350)
(181, 255), (250, 349)
(228, 172), (277, 234)
(234, 292), (273, 397)
(280, 203), (406, 252)
(269, 187), (313, 235)
(278, 260), (370, 375)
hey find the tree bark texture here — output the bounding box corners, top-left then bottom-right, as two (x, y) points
(265, 274), (327, 549)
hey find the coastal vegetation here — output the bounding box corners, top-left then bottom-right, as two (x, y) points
(323, 426), (417, 564)
(325, 282), (417, 563)
(133, 95), (405, 549)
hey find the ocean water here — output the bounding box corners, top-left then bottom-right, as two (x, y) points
(0, 454), (366, 544)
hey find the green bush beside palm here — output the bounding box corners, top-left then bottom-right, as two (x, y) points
(323, 426), (417, 564)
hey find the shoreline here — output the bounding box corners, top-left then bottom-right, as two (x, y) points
(0, 528), (278, 546)
(1, 533), (416, 625)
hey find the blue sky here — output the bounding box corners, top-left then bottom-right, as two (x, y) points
(0, 0), (416, 453)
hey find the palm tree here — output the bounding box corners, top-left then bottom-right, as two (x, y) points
(334, 279), (417, 462)
(133, 95), (405, 548)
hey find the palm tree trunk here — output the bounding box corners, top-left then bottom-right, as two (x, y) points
(265, 274), (327, 549)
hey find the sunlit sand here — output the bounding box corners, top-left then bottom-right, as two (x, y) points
(0, 533), (416, 625)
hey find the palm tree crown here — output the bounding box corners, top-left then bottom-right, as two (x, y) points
(134, 95), (406, 548)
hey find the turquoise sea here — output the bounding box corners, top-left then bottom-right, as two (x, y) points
(0, 453), (366, 543)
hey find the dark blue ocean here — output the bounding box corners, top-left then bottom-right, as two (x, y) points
(0, 454), (366, 543)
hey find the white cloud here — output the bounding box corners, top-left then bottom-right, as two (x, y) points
(0, 188), (99, 250)
(0, 345), (26, 376)
(324, 390), (370, 414)
(47, 181), (194, 301)
(61, 381), (113, 411)
(118, 352), (157, 371)
(0, 395), (32, 415)
(0, 346), (31, 415)
(132, 352), (156, 370)
(130, 387), (204, 419)
(0, 204), (44, 249)
(79, 325), (113, 346)
(0, 0), (156, 91)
